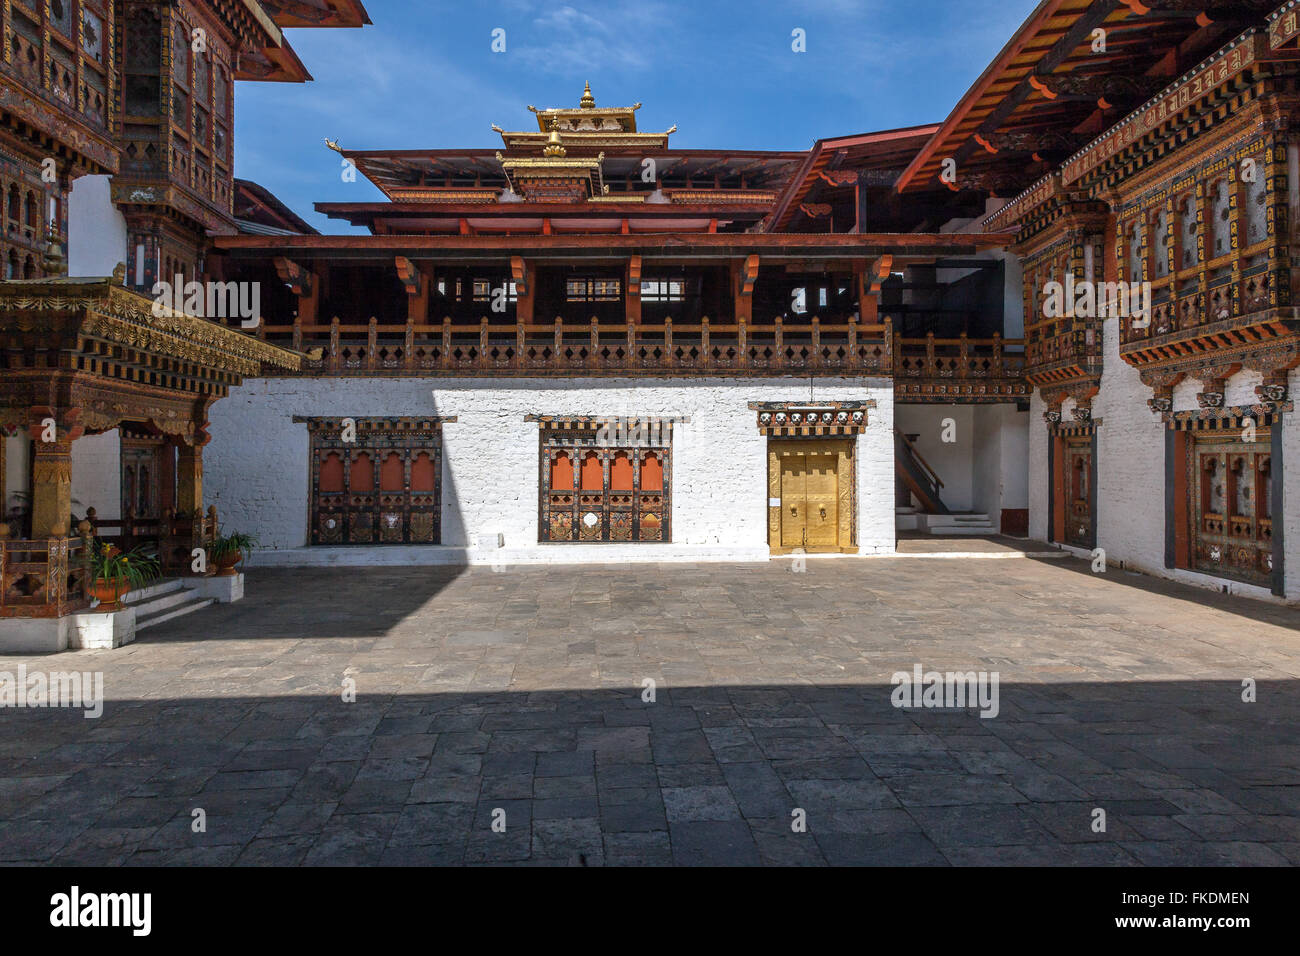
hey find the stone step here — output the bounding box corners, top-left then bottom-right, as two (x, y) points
(136, 593), (216, 631)
(124, 583), (203, 616)
(919, 513), (996, 535)
(121, 578), (186, 605)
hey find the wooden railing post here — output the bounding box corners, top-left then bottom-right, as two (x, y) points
(993, 332), (1003, 376)
(958, 332), (969, 378)
(925, 331), (936, 375)
(664, 316), (673, 368)
(366, 317), (378, 370)
(405, 317), (416, 371)
(811, 316), (821, 368)
(626, 314), (637, 365)
(442, 317), (452, 369)
(774, 316), (784, 368)
(701, 315), (710, 363)
(847, 313), (857, 367)
(292, 313), (302, 351)
(554, 317), (563, 368)
(77, 518), (93, 602)
(516, 314), (526, 369)
(738, 315), (749, 367)
(479, 317), (489, 369)
(329, 317), (341, 372)
(589, 316), (599, 368)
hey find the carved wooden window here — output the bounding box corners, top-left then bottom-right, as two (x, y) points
(1153, 208), (1170, 278)
(50, 0), (73, 37)
(565, 278), (621, 302)
(82, 8), (104, 63)
(1179, 194), (1198, 270)
(537, 421), (672, 543)
(1243, 168), (1267, 247)
(1126, 221), (1143, 282)
(301, 417), (449, 546)
(1210, 179), (1232, 259)
(1189, 434), (1272, 586)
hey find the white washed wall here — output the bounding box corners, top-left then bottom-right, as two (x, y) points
(895, 404), (975, 511)
(3, 431), (29, 519)
(67, 175), (127, 278)
(205, 376), (895, 564)
(1027, 316), (1296, 600)
(70, 429), (120, 521)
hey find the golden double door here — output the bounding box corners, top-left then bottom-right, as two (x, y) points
(769, 440), (855, 554)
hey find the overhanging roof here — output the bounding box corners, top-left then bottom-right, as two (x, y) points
(896, 0), (1270, 194)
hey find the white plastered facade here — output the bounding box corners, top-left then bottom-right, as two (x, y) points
(203, 376), (896, 566)
(1028, 314), (1299, 602)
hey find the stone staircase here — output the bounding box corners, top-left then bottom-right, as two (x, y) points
(895, 504), (922, 531)
(120, 579), (216, 631)
(918, 513), (998, 535)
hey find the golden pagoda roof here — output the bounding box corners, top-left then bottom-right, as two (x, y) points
(494, 84), (675, 151)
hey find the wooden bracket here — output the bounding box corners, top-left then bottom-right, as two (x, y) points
(274, 257), (312, 296)
(627, 255), (641, 298)
(868, 254), (893, 294)
(395, 256), (423, 296)
(511, 255), (528, 296)
(739, 254), (759, 297)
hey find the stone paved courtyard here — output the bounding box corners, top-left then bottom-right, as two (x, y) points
(1, 556), (1298, 866)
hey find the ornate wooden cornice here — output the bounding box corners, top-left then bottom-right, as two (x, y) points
(0, 74), (118, 175)
(0, 277), (301, 376)
(748, 401), (875, 437)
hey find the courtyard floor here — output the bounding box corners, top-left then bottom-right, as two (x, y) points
(1, 556), (1298, 866)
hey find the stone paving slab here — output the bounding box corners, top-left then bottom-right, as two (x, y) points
(0, 556), (1297, 866)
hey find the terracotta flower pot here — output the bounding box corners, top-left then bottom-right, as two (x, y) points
(89, 579), (129, 609)
(215, 552), (243, 577)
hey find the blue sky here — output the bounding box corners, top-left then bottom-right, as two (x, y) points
(234, 0), (1039, 235)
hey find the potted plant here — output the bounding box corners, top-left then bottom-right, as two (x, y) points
(210, 531), (257, 577)
(88, 540), (161, 609)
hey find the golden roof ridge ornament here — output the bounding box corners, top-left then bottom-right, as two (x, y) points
(580, 82), (595, 109)
(543, 119), (566, 157)
(324, 137), (343, 153)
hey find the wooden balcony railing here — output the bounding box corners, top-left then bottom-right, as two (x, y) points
(252, 315), (894, 376)
(0, 506), (219, 618)
(893, 332), (1025, 380)
(1119, 251), (1282, 348)
(0, 531), (91, 618)
(1026, 324), (1100, 368)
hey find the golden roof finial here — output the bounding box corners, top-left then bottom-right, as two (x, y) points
(324, 137), (342, 153)
(543, 118), (566, 157)
(580, 82), (595, 109)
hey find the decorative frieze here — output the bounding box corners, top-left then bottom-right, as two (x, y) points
(748, 400), (875, 437)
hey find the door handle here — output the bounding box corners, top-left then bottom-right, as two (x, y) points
(791, 507), (798, 516)
(819, 506), (826, 518)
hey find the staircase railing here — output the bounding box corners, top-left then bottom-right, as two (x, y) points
(894, 428), (950, 515)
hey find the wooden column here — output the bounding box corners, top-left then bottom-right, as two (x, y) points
(734, 257), (756, 367)
(514, 257), (532, 368)
(1050, 432), (1066, 545)
(396, 256), (428, 325)
(28, 407), (81, 538)
(159, 438), (177, 516)
(625, 255), (641, 359)
(177, 443), (203, 516)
